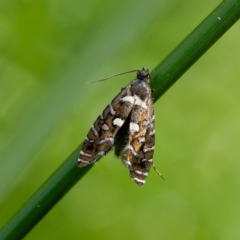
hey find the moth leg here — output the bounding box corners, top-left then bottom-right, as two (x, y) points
(152, 163), (165, 180)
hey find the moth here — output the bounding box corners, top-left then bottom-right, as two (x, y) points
(78, 67), (163, 186)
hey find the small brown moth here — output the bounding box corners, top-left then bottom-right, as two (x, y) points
(78, 67), (163, 186)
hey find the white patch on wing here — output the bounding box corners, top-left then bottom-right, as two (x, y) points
(91, 125), (99, 136)
(130, 122), (139, 132)
(121, 96), (134, 104)
(94, 151), (105, 159)
(102, 124), (109, 130)
(80, 151), (92, 158)
(123, 160), (133, 171)
(98, 138), (114, 145)
(134, 95), (147, 108)
(142, 120), (149, 126)
(135, 170), (148, 176)
(125, 145), (139, 157)
(78, 158), (89, 164)
(113, 118), (124, 127)
(142, 158), (153, 163)
(138, 137), (146, 143)
(143, 146), (155, 153)
(150, 115), (155, 122)
(109, 103), (116, 115)
(149, 129), (155, 135)
(133, 177), (146, 184)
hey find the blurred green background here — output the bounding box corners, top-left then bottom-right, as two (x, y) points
(1, 0), (240, 239)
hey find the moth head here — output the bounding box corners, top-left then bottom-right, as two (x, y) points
(137, 67), (150, 83)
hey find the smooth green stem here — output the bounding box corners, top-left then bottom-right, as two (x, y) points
(1, 0), (240, 239)
(0, 148), (93, 240)
(151, 0), (240, 100)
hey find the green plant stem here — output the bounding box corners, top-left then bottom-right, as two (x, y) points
(0, 148), (93, 240)
(151, 0), (240, 100)
(0, 0), (240, 239)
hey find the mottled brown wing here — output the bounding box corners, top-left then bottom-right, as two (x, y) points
(120, 80), (154, 186)
(78, 82), (136, 167)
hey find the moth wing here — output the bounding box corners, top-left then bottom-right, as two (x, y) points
(78, 83), (135, 167)
(120, 83), (154, 186)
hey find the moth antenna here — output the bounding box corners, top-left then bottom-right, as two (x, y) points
(87, 70), (139, 84)
(152, 163), (165, 180)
